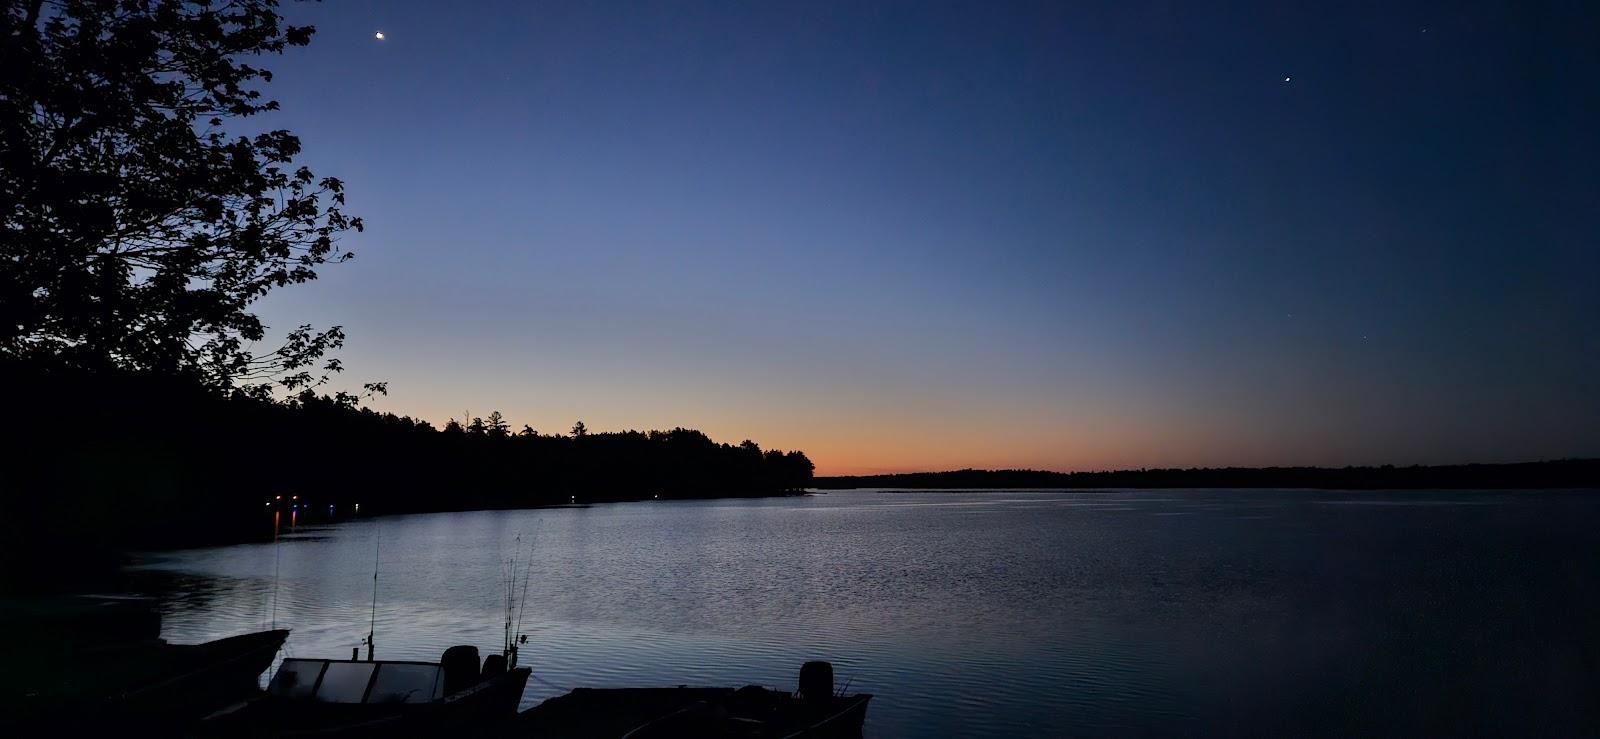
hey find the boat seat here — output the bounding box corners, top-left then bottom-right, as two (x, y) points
(441, 645), (481, 695)
(798, 661), (833, 703)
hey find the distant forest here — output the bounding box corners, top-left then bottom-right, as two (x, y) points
(815, 460), (1600, 491)
(2, 364), (813, 587)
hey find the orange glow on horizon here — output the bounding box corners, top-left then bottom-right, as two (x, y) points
(359, 374), (1567, 480)
(377, 408), (1246, 478)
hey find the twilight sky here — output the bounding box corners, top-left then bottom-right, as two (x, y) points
(251, 1), (1598, 475)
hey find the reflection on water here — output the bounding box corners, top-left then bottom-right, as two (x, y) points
(128, 489), (1600, 736)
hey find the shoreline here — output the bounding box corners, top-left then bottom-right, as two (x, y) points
(813, 458), (1600, 491)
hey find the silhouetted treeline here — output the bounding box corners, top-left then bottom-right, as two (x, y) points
(1, 363), (812, 589)
(816, 461), (1600, 491)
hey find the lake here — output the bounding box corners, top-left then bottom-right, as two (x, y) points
(128, 489), (1600, 736)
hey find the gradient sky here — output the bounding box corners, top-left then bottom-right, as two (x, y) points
(248, 1), (1598, 475)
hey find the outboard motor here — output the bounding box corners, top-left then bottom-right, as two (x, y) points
(481, 653), (508, 678)
(441, 645), (481, 695)
(798, 661), (834, 703)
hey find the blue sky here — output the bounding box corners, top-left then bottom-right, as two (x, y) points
(249, 1), (1597, 473)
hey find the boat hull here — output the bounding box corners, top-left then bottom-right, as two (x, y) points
(2, 628), (288, 733)
(509, 686), (872, 739)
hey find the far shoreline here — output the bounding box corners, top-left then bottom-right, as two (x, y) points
(813, 459), (1600, 491)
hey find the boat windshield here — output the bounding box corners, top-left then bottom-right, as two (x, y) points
(369, 662), (444, 704)
(269, 659), (323, 700)
(316, 661), (376, 702)
(269, 659), (444, 704)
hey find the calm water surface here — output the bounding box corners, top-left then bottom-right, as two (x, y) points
(129, 489), (1600, 736)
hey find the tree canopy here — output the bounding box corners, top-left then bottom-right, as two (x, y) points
(1, 0), (360, 395)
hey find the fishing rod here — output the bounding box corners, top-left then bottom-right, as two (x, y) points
(271, 521), (283, 630)
(511, 528), (537, 667)
(366, 527), (380, 661)
(503, 534), (518, 657)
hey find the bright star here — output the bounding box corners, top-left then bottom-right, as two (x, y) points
(374, 30), (385, 40)
(1283, 76), (1292, 83)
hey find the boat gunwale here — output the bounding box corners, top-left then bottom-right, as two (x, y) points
(618, 699), (716, 739)
(116, 628), (289, 703)
(779, 693), (873, 739)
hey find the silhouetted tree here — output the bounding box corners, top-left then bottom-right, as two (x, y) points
(486, 410), (509, 438)
(0, 0), (361, 394)
(571, 420), (587, 437)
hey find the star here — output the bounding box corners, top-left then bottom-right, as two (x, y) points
(374, 30), (385, 40)
(1283, 76), (1292, 83)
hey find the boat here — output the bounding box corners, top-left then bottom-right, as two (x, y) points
(110, 628), (291, 716)
(199, 521), (542, 736)
(1, 627), (289, 732)
(509, 661), (872, 739)
(200, 644), (531, 736)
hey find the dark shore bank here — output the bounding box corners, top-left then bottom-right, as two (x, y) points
(1, 364), (813, 591)
(815, 459), (1600, 491)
